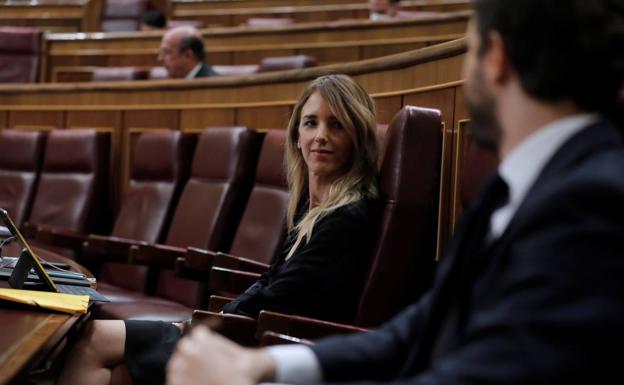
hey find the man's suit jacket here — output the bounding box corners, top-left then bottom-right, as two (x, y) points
(311, 120), (624, 384)
(194, 63), (218, 78)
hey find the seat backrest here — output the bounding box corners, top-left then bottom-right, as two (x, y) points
(28, 129), (110, 234)
(101, 0), (147, 32)
(258, 55), (317, 73)
(355, 106), (443, 327)
(164, 127), (263, 251)
(228, 129), (289, 264)
(111, 131), (195, 243)
(213, 65), (260, 76)
(167, 20), (205, 29)
(92, 67), (149, 81)
(245, 17), (295, 27)
(149, 66), (169, 80)
(0, 27), (42, 83)
(0, 130), (46, 227)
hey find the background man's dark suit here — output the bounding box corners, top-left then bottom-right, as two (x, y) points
(312, 120), (624, 384)
(194, 63), (218, 78)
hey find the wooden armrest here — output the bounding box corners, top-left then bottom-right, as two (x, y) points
(184, 247), (217, 272)
(208, 294), (235, 312)
(21, 222), (40, 238)
(191, 310), (258, 346)
(213, 252), (270, 274)
(81, 235), (143, 260)
(35, 226), (88, 251)
(208, 267), (260, 295)
(256, 310), (368, 341)
(129, 243), (186, 268)
(259, 331), (312, 346)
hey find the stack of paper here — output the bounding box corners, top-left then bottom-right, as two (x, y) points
(0, 288), (88, 314)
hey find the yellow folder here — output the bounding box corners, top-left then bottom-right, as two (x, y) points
(0, 288), (89, 314)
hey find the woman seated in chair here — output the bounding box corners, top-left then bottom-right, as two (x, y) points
(58, 74), (381, 385)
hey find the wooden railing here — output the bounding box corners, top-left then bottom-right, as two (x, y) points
(172, 0), (472, 27)
(0, 0), (103, 32)
(44, 11), (470, 81)
(50, 33), (463, 82)
(172, 0), (369, 12)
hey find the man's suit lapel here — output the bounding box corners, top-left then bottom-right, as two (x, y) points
(482, 120), (622, 266)
(398, 175), (506, 374)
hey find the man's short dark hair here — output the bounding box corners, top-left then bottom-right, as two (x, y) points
(178, 35), (206, 62)
(142, 10), (166, 29)
(474, 0), (624, 117)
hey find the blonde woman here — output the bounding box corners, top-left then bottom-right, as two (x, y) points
(58, 74), (380, 385)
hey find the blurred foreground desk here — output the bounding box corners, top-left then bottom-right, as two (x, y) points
(0, 248), (92, 385)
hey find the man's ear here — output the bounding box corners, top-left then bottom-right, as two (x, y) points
(482, 30), (512, 86)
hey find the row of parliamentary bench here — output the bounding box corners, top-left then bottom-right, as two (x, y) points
(0, 104), (498, 341)
(0, 0), (470, 34)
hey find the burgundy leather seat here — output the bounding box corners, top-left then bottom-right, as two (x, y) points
(95, 127), (262, 321)
(0, 27), (43, 83)
(149, 67), (168, 80)
(227, 129), (288, 263)
(92, 67), (149, 81)
(213, 65), (260, 76)
(245, 17), (295, 27)
(183, 129), (289, 273)
(258, 55), (317, 72)
(253, 105), (444, 340)
(101, 0), (147, 32)
(167, 20), (205, 29)
(0, 130), (46, 227)
(87, 131), (194, 295)
(111, 131), (194, 243)
(26, 129), (110, 235)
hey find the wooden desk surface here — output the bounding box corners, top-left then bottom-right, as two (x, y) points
(0, 249), (91, 385)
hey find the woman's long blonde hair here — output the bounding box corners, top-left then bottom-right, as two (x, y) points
(284, 74), (379, 258)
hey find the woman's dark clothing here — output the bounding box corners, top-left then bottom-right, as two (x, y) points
(124, 197), (378, 385)
(222, 197), (378, 322)
(124, 320), (181, 385)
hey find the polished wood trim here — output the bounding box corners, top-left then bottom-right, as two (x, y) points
(173, 0), (369, 11)
(46, 11), (471, 43)
(1, 38), (466, 95)
(172, 0), (472, 26)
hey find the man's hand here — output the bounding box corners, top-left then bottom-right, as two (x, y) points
(166, 325), (276, 385)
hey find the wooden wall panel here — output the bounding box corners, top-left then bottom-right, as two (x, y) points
(236, 106), (292, 130)
(180, 108), (236, 130)
(374, 95), (403, 124)
(66, 110), (122, 130)
(125, 110), (180, 131)
(8, 111), (64, 130)
(231, 49), (294, 65)
(0, 112), (7, 129)
(361, 42), (428, 60)
(301, 46), (360, 65)
(403, 86), (457, 132)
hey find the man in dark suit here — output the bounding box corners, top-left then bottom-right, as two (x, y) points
(158, 26), (218, 79)
(166, 1), (624, 384)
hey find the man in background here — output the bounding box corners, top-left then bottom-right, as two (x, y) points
(167, 0), (624, 384)
(158, 26), (217, 79)
(369, 0), (400, 20)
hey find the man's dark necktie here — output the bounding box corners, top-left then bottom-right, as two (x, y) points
(430, 172), (509, 361)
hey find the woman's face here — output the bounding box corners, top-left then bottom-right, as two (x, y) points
(297, 91), (353, 183)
